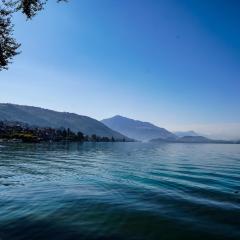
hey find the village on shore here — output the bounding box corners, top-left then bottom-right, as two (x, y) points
(0, 121), (126, 143)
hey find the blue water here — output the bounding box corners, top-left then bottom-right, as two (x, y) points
(0, 142), (239, 240)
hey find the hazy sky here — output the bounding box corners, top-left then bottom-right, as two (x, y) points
(1, 0), (240, 139)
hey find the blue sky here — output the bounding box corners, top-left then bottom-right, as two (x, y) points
(1, 0), (240, 138)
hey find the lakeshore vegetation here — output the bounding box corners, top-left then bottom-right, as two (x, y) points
(0, 121), (125, 143)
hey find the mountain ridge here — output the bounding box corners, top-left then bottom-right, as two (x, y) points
(174, 131), (199, 137)
(150, 135), (239, 144)
(102, 115), (177, 141)
(0, 103), (129, 140)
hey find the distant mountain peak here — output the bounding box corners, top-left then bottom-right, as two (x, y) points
(174, 130), (199, 137)
(111, 115), (127, 119)
(102, 116), (176, 142)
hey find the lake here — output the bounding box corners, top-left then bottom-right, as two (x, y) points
(0, 142), (239, 240)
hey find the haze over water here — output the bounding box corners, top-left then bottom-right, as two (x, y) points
(0, 142), (240, 240)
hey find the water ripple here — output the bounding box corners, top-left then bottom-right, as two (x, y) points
(0, 142), (240, 240)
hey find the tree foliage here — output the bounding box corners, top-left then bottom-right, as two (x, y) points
(0, 0), (66, 71)
(0, 121), (119, 143)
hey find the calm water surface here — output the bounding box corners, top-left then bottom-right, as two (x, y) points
(0, 142), (239, 240)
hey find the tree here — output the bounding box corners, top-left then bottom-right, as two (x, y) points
(91, 134), (97, 142)
(0, 7), (20, 69)
(62, 128), (67, 138)
(0, 0), (67, 71)
(84, 135), (89, 141)
(77, 131), (84, 141)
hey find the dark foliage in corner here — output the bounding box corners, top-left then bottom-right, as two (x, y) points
(0, 0), (67, 70)
(0, 7), (20, 69)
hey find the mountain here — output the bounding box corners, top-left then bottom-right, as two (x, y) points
(174, 131), (199, 137)
(101, 115), (177, 141)
(150, 136), (237, 144)
(0, 103), (128, 140)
